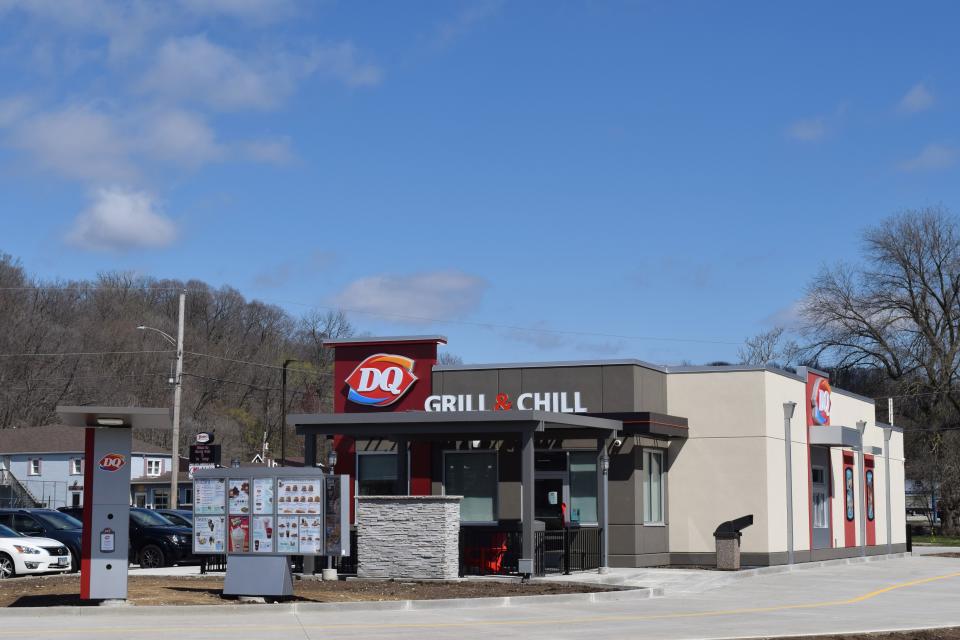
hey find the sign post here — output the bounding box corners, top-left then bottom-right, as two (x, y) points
(55, 406), (172, 603)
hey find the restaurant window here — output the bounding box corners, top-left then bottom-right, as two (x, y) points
(182, 487), (193, 506)
(357, 452), (399, 496)
(28, 458), (41, 476)
(643, 449), (664, 524)
(845, 467), (855, 522)
(146, 459), (162, 477)
(444, 451), (497, 523)
(811, 466), (829, 528)
(153, 489), (169, 510)
(70, 458), (83, 475)
(569, 451), (597, 524)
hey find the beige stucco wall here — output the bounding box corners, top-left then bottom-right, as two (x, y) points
(665, 368), (904, 557)
(666, 370), (772, 554)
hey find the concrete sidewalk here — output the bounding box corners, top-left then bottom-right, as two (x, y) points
(5, 554), (960, 640)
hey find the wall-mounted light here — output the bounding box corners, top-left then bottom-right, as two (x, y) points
(327, 449), (338, 471)
(96, 417), (125, 427)
(471, 440), (482, 449)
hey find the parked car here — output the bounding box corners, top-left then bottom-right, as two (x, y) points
(156, 509), (193, 528)
(0, 509), (82, 572)
(0, 522), (72, 578)
(57, 506), (194, 568)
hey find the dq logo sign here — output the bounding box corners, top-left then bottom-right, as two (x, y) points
(345, 354), (418, 407)
(810, 377), (832, 425)
(98, 453), (126, 472)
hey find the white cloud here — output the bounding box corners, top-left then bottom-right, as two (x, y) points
(786, 117), (826, 142)
(178, 0), (295, 22)
(65, 187), (177, 251)
(898, 83), (934, 114)
(900, 144), (956, 172)
(137, 108), (223, 166)
(0, 95), (31, 127)
(139, 35), (281, 110)
(432, 0), (503, 50)
(304, 42), (383, 88)
(239, 136), (294, 164)
(11, 105), (134, 182)
(334, 270), (487, 321)
(139, 35), (382, 111)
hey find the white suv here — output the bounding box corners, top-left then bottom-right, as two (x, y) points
(0, 523), (72, 578)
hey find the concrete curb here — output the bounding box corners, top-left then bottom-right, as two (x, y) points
(0, 586), (660, 618)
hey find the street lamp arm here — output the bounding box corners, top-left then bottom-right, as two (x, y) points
(137, 325), (178, 347)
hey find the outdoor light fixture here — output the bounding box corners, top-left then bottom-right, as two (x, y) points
(95, 417), (126, 427)
(783, 401), (796, 420)
(471, 439), (482, 449)
(601, 455), (610, 474)
(327, 449), (338, 471)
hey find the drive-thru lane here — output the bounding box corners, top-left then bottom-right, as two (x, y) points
(3, 556), (960, 640)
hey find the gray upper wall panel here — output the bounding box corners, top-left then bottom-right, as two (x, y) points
(432, 363), (668, 414)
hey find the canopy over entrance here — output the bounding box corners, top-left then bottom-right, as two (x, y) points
(289, 410), (621, 574)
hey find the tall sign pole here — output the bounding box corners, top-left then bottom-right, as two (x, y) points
(171, 290), (186, 508)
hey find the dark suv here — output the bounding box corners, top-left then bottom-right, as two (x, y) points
(0, 509), (83, 572)
(58, 507), (194, 568)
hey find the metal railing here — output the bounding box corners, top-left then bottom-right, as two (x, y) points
(536, 527), (603, 575)
(460, 526), (603, 577)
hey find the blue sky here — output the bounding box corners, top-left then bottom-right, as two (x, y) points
(0, 0), (957, 365)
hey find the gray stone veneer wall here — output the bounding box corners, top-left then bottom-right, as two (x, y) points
(357, 495), (462, 580)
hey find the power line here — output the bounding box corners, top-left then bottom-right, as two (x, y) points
(184, 351), (331, 376)
(0, 349), (174, 358)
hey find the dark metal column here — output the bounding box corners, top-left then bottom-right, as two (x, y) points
(521, 426), (536, 572)
(396, 437), (409, 495)
(303, 428), (317, 467)
(597, 437), (609, 573)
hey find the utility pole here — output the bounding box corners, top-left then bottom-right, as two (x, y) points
(171, 290), (186, 508)
(885, 397), (894, 554)
(281, 360), (297, 467)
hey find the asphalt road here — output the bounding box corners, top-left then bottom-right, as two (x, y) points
(3, 555), (960, 640)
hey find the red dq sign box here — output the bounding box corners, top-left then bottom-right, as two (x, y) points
(97, 453), (126, 472)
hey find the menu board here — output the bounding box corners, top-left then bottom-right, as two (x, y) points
(298, 515), (323, 554)
(253, 478), (274, 515)
(192, 472), (346, 557)
(277, 478), (322, 515)
(194, 516), (225, 553)
(228, 515), (249, 553)
(228, 479), (250, 515)
(194, 478), (226, 515)
(276, 516), (299, 553)
(251, 515), (274, 553)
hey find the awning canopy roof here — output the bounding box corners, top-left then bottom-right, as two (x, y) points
(290, 410), (622, 440)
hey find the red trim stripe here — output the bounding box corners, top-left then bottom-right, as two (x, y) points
(80, 428), (95, 600)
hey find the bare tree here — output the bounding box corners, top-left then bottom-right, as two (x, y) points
(800, 207), (960, 532)
(738, 327), (800, 367)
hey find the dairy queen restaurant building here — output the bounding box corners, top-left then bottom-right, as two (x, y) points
(288, 336), (906, 575)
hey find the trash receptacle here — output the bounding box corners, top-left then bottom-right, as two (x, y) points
(713, 515), (754, 571)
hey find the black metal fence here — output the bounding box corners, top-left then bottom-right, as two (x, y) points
(460, 526), (602, 577)
(536, 528), (603, 575)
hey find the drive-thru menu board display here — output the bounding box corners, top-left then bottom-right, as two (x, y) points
(192, 470), (350, 557)
(194, 478), (226, 515)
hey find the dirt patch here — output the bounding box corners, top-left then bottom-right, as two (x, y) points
(0, 575), (619, 607)
(770, 629), (960, 640)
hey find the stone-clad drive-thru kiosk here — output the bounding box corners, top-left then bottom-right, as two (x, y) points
(56, 405), (172, 602)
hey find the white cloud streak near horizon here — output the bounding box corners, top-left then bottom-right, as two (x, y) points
(65, 187), (177, 252)
(334, 271), (488, 322)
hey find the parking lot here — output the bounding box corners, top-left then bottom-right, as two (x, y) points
(1, 555), (958, 640)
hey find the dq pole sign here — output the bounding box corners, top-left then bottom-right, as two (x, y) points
(56, 406), (172, 602)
